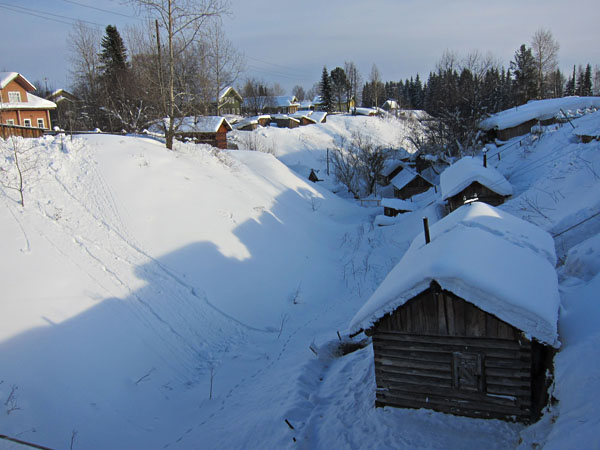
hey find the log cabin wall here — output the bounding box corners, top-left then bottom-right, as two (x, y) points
(371, 283), (547, 422)
(447, 182), (506, 212)
(394, 177), (432, 200)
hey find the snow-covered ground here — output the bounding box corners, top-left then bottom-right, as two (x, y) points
(1, 113), (599, 449)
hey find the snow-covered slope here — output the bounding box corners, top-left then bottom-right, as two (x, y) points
(2, 108), (600, 449)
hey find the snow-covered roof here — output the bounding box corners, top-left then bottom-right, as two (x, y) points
(572, 109), (600, 137)
(272, 114), (300, 123)
(176, 116), (232, 133)
(354, 107), (377, 116)
(440, 156), (512, 200)
(349, 202), (560, 347)
(218, 86), (242, 101)
(382, 99), (399, 109)
(381, 159), (405, 177)
(479, 96), (600, 131)
(381, 198), (415, 211)
(232, 118), (258, 129)
(0, 71), (36, 91)
(311, 111), (327, 123)
(390, 167), (430, 191)
(1, 92), (56, 109)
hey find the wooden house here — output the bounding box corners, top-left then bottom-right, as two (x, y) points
(379, 160), (407, 186)
(0, 72), (56, 136)
(291, 112), (317, 126)
(479, 96), (600, 142)
(440, 156), (512, 212)
(175, 116), (232, 149)
(391, 167), (434, 200)
(349, 202), (560, 423)
(270, 115), (300, 129)
(215, 86), (243, 115)
(46, 88), (78, 130)
(244, 96), (300, 115)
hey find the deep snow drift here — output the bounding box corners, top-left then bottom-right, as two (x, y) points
(1, 112), (600, 449)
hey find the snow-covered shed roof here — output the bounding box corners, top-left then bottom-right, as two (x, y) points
(177, 116), (232, 133)
(382, 99), (399, 109)
(381, 198), (415, 211)
(354, 107), (377, 116)
(391, 167), (430, 190)
(440, 156), (512, 200)
(349, 202), (560, 347)
(479, 96), (600, 131)
(0, 72), (36, 91)
(572, 110), (600, 137)
(311, 111), (327, 123)
(232, 118), (258, 129)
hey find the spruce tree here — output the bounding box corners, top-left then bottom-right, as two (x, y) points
(319, 66), (334, 112)
(510, 44), (538, 104)
(99, 25), (128, 78)
(583, 64), (593, 96)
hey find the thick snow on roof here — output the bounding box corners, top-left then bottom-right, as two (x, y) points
(407, 202), (557, 266)
(177, 116), (231, 133)
(440, 156), (512, 200)
(391, 167), (424, 190)
(311, 111), (327, 123)
(1, 92), (56, 109)
(380, 198), (415, 211)
(572, 109), (600, 137)
(0, 71), (36, 90)
(350, 203), (560, 346)
(479, 96), (600, 131)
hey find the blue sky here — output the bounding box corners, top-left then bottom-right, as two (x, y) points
(1, 0), (599, 94)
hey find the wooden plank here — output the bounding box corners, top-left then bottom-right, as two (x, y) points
(486, 376), (531, 388)
(485, 367), (531, 378)
(374, 341), (526, 360)
(372, 347), (452, 364)
(465, 303), (487, 337)
(376, 370), (452, 388)
(436, 290), (448, 335)
(485, 357), (531, 370)
(453, 295), (466, 336)
(374, 331), (525, 350)
(486, 383), (531, 397)
(376, 365), (451, 381)
(379, 380), (520, 408)
(374, 355), (451, 372)
(377, 390), (529, 418)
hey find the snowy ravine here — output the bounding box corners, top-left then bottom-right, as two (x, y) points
(0, 112), (599, 449)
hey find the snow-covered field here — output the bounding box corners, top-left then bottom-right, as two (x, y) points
(1, 113), (599, 449)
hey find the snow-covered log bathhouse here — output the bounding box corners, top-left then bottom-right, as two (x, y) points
(440, 156), (512, 212)
(350, 202), (560, 422)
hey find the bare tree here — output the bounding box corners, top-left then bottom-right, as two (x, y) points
(129, 0), (229, 149)
(369, 64), (382, 108)
(531, 28), (559, 98)
(344, 61), (361, 111)
(292, 85), (305, 101)
(206, 20), (245, 115)
(0, 136), (38, 207)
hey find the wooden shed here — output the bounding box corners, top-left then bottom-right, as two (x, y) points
(391, 167), (434, 200)
(175, 116), (232, 149)
(440, 156), (512, 212)
(270, 115), (300, 129)
(381, 198), (414, 217)
(572, 110), (600, 143)
(350, 203), (560, 423)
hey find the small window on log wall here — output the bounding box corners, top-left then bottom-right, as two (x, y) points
(452, 352), (484, 392)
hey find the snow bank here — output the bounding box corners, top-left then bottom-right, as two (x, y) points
(380, 198), (415, 211)
(479, 96), (600, 131)
(440, 156), (512, 200)
(350, 203), (560, 346)
(572, 109), (600, 138)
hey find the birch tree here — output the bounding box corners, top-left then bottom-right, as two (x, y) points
(129, 0), (229, 149)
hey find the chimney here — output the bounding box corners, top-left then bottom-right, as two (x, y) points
(423, 217), (431, 245)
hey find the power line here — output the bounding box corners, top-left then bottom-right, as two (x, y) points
(0, 2), (104, 27)
(59, 0), (141, 20)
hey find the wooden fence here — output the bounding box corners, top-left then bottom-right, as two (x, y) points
(0, 124), (45, 139)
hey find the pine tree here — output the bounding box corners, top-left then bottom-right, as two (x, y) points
(319, 66), (334, 112)
(330, 67), (350, 112)
(565, 66), (576, 96)
(510, 44), (538, 104)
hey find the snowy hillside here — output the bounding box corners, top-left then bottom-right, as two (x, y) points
(1, 112), (600, 449)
